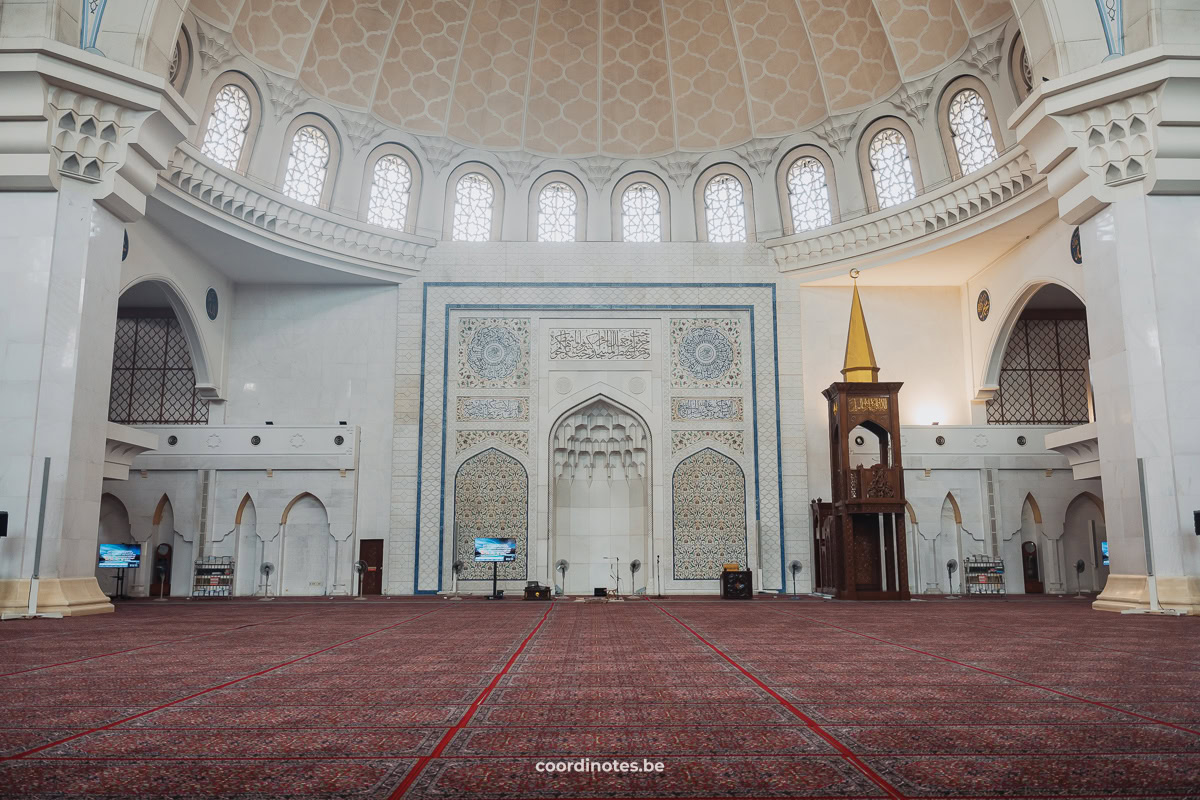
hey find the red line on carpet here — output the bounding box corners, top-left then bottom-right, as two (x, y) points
(0, 610), (326, 678)
(386, 603), (555, 800)
(770, 608), (1200, 738)
(648, 601), (906, 800)
(967, 620), (1200, 667)
(0, 607), (444, 761)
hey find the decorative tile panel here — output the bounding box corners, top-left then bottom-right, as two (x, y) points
(453, 448), (528, 581)
(672, 430), (744, 454)
(671, 397), (744, 421)
(671, 318), (743, 387)
(456, 317), (530, 388)
(672, 448), (749, 578)
(548, 328), (651, 360)
(456, 430), (530, 454)
(456, 397), (530, 421)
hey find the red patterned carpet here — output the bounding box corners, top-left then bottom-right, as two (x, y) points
(1, 596), (1199, 799)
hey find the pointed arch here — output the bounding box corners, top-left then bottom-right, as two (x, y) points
(453, 448), (529, 582)
(117, 276), (213, 388)
(943, 492), (963, 525)
(672, 447), (748, 580)
(905, 501), (918, 525)
(1023, 492), (1043, 524)
(281, 492), (324, 524)
(1068, 490), (1104, 519)
(152, 493), (172, 525)
(235, 493), (255, 525)
(979, 279), (1085, 393)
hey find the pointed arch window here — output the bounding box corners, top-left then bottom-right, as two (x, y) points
(200, 82), (252, 171)
(867, 128), (917, 209)
(453, 172), (496, 242)
(283, 125), (331, 207)
(537, 182), (577, 242)
(702, 173), (747, 243)
(368, 154), (412, 231)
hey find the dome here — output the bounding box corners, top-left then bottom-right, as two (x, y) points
(192, 0), (1011, 157)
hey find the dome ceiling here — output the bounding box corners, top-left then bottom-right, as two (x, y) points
(191, 0), (1011, 157)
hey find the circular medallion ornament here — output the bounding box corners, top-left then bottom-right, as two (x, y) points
(628, 376), (646, 395)
(976, 290), (990, 322)
(679, 326), (734, 381)
(1070, 227), (1082, 264)
(467, 326), (521, 380)
(205, 288), (219, 320)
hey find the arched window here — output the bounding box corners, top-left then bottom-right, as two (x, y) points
(282, 125), (331, 207)
(622, 183), (661, 242)
(453, 172), (496, 242)
(168, 28), (191, 92)
(1010, 33), (1034, 102)
(613, 172), (670, 242)
(368, 155), (412, 230)
(699, 170), (749, 243)
(537, 183), (577, 242)
(777, 146), (838, 235)
(861, 120), (921, 211)
(200, 82), (253, 172)
(944, 83), (999, 176)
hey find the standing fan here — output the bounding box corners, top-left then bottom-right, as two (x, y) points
(629, 559), (642, 595)
(259, 562), (275, 601)
(353, 560), (368, 599)
(788, 560), (803, 598)
(448, 560), (465, 600)
(1074, 559), (1087, 597)
(945, 558), (959, 599)
(555, 559), (569, 597)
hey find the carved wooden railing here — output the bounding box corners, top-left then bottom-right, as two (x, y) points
(160, 142), (435, 271)
(766, 147), (1040, 269)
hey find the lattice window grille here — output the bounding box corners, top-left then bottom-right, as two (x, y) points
(200, 84), (251, 171)
(109, 315), (209, 425)
(786, 157), (832, 232)
(704, 174), (747, 243)
(282, 125), (330, 207)
(169, 41), (181, 85)
(868, 129), (917, 209)
(948, 89), (998, 174)
(368, 154), (412, 231)
(452, 173), (495, 242)
(986, 317), (1090, 425)
(536, 181), (577, 242)
(621, 182), (662, 242)
(1020, 48), (1034, 93)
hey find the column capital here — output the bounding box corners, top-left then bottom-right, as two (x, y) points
(1010, 47), (1200, 225)
(0, 38), (194, 222)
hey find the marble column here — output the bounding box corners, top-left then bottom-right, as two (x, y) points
(0, 41), (190, 615)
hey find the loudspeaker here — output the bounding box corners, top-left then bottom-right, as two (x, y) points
(1194, 510), (1199, 536)
(0, 511), (6, 537)
(593, 587), (607, 597)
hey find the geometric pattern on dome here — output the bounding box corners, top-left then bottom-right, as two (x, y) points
(282, 125), (330, 206)
(621, 182), (662, 243)
(786, 157), (832, 232)
(948, 88), (998, 174)
(868, 128), (917, 209)
(536, 182), (577, 242)
(212, 0), (1008, 157)
(452, 173), (495, 242)
(703, 174), (747, 243)
(367, 154), (412, 231)
(201, 84), (251, 171)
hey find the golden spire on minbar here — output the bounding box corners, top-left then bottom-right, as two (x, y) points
(841, 269), (879, 383)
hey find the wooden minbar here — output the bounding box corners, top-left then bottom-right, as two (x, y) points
(811, 276), (911, 601)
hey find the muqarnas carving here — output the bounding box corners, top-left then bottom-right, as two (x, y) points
(672, 448), (748, 579)
(457, 318), (530, 388)
(671, 318), (742, 387)
(454, 448), (528, 581)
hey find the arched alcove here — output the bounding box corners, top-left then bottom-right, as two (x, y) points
(150, 494), (189, 597)
(1063, 492), (1107, 593)
(1020, 494), (1044, 594)
(110, 279), (211, 424)
(94, 494), (132, 595)
(549, 397), (650, 595)
(234, 494), (260, 596)
(278, 493), (333, 595)
(983, 282), (1090, 426)
(453, 448), (529, 585)
(672, 447), (748, 582)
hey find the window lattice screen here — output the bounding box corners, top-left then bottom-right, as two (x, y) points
(986, 317), (1089, 425)
(109, 315), (209, 425)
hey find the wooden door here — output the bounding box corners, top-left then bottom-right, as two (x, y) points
(1022, 541), (1043, 594)
(150, 543), (172, 597)
(359, 539), (384, 595)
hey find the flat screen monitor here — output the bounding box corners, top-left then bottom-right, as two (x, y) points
(474, 537), (517, 563)
(1100, 540), (1109, 566)
(98, 542), (141, 569)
